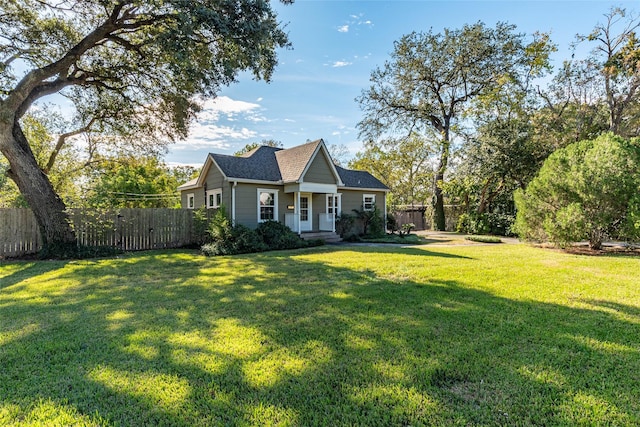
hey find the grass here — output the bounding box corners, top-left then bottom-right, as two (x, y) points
(1, 244), (639, 425)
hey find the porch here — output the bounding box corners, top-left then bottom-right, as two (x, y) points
(282, 188), (341, 234)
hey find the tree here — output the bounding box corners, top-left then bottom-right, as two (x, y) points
(357, 22), (552, 230)
(514, 133), (640, 250)
(85, 157), (188, 208)
(327, 143), (350, 167)
(1, 110), (85, 207)
(577, 7), (640, 136)
(0, 0), (291, 251)
(350, 133), (433, 208)
(234, 139), (283, 156)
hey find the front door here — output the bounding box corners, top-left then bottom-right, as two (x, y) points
(299, 193), (312, 232)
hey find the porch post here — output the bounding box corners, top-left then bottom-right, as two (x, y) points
(296, 191), (301, 235)
(332, 193), (337, 232)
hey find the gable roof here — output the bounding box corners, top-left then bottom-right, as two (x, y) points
(335, 166), (388, 190)
(178, 139), (389, 191)
(211, 146), (282, 181)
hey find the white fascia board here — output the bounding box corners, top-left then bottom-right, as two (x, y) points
(226, 177), (284, 186)
(177, 182), (201, 191)
(339, 186), (390, 193)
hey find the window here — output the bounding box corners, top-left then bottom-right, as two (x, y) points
(187, 193), (195, 209)
(363, 194), (375, 211)
(258, 189), (278, 222)
(206, 188), (222, 209)
(326, 194), (342, 216)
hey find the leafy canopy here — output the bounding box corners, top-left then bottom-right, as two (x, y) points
(514, 133), (640, 249)
(1, 0), (292, 140)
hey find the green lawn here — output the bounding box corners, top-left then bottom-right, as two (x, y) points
(1, 244), (639, 426)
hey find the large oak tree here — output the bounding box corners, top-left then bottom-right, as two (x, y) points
(0, 0), (291, 250)
(357, 22), (551, 230)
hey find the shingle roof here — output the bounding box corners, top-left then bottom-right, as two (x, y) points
(335, 166), (388, 190)
(211, 146), (282, 181)
(195, 139), (388, 191)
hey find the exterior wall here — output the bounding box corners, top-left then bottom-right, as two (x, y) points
(340, 189), (386, 214)
(180, 187), (204, 209)
(234, 183), (292, 229)
(180, 163), (231, 211)
(303, 150), (337, 184)
(311, 193), (325, 230)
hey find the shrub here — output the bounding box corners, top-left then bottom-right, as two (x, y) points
(386, 213), (399, 233)
(456, 212), (515, 236)
(465, 235), (502, 243)
(256, 220), (307, 250)
(352, 204), (385, 238)
(515, 133), (640, 250)
(336, 213), (356, 238)
(202, 213), (318, 256)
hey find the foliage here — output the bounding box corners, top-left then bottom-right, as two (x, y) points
(361, 233), (425, 244)
(514, 133), (640, 249)
(0, 0), (292, 246)
(457, 212), (516, 237)
(202, 224), (267, 256)
(576, 7), (640, 135)
(255, 220), (308, 250)
(385, 213), (398, 233)
(335, 213), (357, 238)
(350, 134), (433, 208)
(352, 204), (384, 237)
(203, 207), (266, 255)
(2, 245), (640, 425)
(234, 139), (283, 156)
(357, 22), (553, 230)
(84, 157), (184, 208)
(400, 223), (415, 235)
(465, 235), (503, 244)
(326, 143), (350, 167)
(202, 212), (318, 256)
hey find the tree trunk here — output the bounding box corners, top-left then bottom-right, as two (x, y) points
(1, 121), (76, 249)
(432, 137), (450, 231)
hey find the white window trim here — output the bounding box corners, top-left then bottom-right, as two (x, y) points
(206, 188), (223, 209)
(363, 194), (376, 211)
(257, 188), (279, 222)
(187, 193), (195, 209)
(326, 193), (342, 216)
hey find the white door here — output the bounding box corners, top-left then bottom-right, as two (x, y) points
(299, 193), (312, 231)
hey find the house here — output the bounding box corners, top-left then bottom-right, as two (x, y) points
(177, 139), (389, 238)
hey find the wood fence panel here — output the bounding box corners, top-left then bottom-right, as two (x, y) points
(0, 209), (41, 257)
(0, 208), (208, 258)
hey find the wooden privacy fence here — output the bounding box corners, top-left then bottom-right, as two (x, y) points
(0, 208), (211, 258)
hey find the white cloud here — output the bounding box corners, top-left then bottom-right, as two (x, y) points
(173, 95), (264, 151)
(338, 25), (349, 33)
(196, 96), (261, 121)
(332, 61), (352, 68)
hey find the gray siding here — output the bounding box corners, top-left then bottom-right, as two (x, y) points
(303, 150), (336, 184)
(180, 187), (204, 209)
(340, 189), (386, 213)
(234, 183), (291, 229)
(205, 164), (226, 194)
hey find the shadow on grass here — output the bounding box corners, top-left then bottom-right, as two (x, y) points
(0, 247), (639, 425)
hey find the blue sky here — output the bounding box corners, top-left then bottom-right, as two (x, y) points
(166, 0), (636, 166)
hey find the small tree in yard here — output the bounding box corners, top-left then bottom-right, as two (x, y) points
(514, 133), (640, 249)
